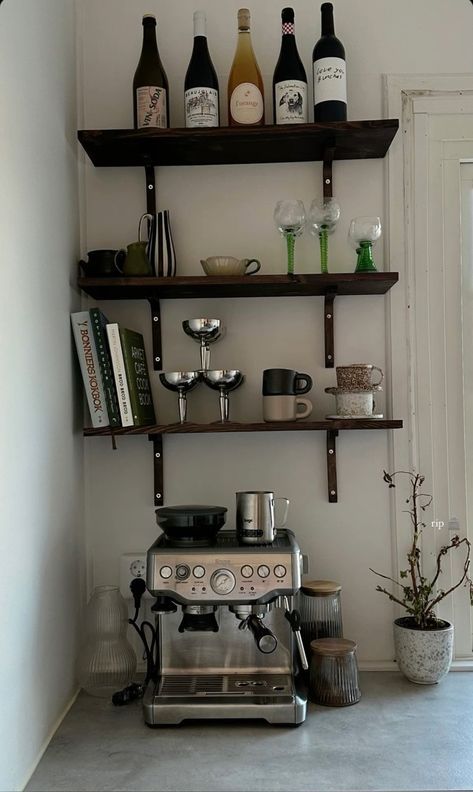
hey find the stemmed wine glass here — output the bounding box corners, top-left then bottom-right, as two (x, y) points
(348, 216), (382, 272)
(159, 371), (202, 424)
(273, 200), (306, 275)
(307, 198), (341, 274)
(202, 370), (244, 423)
(182, 319), (223, 371)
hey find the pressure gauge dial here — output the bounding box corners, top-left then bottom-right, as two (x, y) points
(210, 568), (236, 595)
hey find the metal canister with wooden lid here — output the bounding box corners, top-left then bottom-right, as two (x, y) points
(297, 579), (343, 654)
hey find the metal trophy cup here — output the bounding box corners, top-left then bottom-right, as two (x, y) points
(159, 371), (202, 423)
(182, 319), (224, 371)
(202, 369), (244, 422)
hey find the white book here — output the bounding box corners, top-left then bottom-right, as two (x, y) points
(106, 323), (134, 427)
(70, 311), (109, 428)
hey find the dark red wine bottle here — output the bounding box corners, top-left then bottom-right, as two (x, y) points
(184, 11), (219, 128)
(272, 7), (308, 125)
(133, 15), (169, 129)
(312, 3), (347, 121)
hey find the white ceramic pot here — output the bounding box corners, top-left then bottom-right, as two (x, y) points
(393, 617), (454, 684)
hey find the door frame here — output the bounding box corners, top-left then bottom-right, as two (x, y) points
(385, 74), (473, 662)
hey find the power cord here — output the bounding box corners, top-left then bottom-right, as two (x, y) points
(112, 577), (158, 706)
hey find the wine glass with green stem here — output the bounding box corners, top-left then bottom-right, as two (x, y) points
(307, 198), (341, 274)
(274, 200), (306, 275)
(348, 216), (382, 272)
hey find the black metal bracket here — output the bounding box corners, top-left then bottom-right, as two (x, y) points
(145, 164), (156, 215)
(324, 290), (337, 367)
(151, 435), (164, 507)
(326, 429), (338, 503)
(323, 146), (335, 200)
(148, 298), (162, 370)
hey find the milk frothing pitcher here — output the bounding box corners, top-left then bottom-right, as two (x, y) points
(236, 491), (290, 545)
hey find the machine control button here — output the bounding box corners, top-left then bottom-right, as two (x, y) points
(160, 565), (173, 579)
(274, 564), (287, 578)
(240, 565), (254, 579)
(176, 564), (190, 581)
(210, 568), (236, 595)
(257, 565), (270, 578)
(193, 565), (205, 579)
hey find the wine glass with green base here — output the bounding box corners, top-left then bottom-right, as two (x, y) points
(348, 216), (382, 272)
(274, 200), (306, 275)
(307, 198), (341, 274)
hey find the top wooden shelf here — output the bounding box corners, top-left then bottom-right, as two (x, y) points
(77, 120), (399, 168)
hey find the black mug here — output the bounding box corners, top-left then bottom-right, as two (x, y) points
(79, 249), (118, 277)
(262, 368), (313, 396)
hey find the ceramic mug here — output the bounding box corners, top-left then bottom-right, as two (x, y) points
(79, 249), (118, 277)
(200, 256), (261, 276)
(332, 390), (375, 416)
(336, 364), (383, 390)
(262, 368), (313, 396)
(114, 241), (152, 277)
(263, 395), (313, 422)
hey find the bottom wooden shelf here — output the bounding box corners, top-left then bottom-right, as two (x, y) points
(84, 419), (403, 504)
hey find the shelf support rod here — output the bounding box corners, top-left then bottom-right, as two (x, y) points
(148, 298), (162, 371)
(323, 146), (335, 200)
(145, 164), (157, 215)
(326, 429), (338, 503)
(324, 289), (336, 368)
(151, 435), (164, 507)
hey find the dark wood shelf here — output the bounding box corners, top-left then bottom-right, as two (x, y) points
(78, 120), (399, 168)
(84, 419), (403, 437)
(78, 272), (398, 301)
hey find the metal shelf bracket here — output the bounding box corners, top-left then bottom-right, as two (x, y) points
(151, 435), (164, 506)
(148, 298), (162, 371)
(326, 429), (338, 503)
(324, 290), (337, 368)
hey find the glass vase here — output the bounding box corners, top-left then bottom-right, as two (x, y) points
(77, 585), (136, 698)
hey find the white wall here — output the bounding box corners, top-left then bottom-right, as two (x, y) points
(78, 0), (473, 662)
(0, 2), (82, 789)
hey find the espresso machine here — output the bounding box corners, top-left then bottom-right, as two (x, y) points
(143, 504), (308, 726)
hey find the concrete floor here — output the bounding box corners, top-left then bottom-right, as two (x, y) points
(27, 672), (473, 792)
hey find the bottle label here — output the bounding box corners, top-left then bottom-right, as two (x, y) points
(275, 80), (307, 124)
(185, 87), (219, 128)
(136, 86), (167, 128)
(230, 82), (264, 125)
(313, 57), (347, 105)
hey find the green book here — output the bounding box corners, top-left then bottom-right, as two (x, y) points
(89, 309), (121, 428)
(119, 327), (156, 426)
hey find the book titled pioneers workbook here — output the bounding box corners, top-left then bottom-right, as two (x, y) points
(71, 311), (109, 428)
(118, 327), (156, 427)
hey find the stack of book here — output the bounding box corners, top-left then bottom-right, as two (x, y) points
(71, 309), (156, 429)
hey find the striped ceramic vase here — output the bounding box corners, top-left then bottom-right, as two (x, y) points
(138, 211), (177, 277)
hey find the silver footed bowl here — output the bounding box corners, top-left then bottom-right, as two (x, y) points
(159, 371), (202, 393)
(202, 369), (244, 392)
(182, 318), (223, 343)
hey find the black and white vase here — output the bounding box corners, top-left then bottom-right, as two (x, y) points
(138, 211), (177, 277)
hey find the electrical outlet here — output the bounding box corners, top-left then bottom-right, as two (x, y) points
(119, 553), (152, 599)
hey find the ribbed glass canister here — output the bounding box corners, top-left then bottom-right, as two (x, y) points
(309, 638), (361, 707)
(77, 585), (136, 698)
(298, 580), (343, 655)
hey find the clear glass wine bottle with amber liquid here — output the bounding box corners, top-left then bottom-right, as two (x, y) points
(133, 14), (169, 129)
(228, 8), (265, 127)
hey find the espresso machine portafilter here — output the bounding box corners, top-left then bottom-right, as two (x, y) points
(143, 507), (308, 726)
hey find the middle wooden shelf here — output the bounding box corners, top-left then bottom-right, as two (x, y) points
(84, 419), (403, 505)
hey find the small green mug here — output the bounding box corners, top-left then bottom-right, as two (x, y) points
(115, 241), (152, 277)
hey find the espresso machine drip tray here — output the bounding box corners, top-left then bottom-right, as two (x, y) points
(143, 673), (305, 726)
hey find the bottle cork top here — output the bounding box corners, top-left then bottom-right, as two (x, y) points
(238, 8), (251, 30)
(143, 14), (156, 23)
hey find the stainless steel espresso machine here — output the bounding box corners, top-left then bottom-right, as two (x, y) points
(143, 504), (308, 726)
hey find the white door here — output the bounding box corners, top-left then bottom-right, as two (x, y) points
(387, 80), (473, 659)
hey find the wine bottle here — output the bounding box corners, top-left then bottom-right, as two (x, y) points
(184, 11), (219, 128)
(312, 3), (347, 122)
(133, 14), (169, 129)
(228, 8), (264, 127)
(273, 7), (308, 125)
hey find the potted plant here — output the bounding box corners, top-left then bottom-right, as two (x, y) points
(371, 470), (473, 684)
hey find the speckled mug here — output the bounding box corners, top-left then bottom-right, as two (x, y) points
(336, 364), (383, 390)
